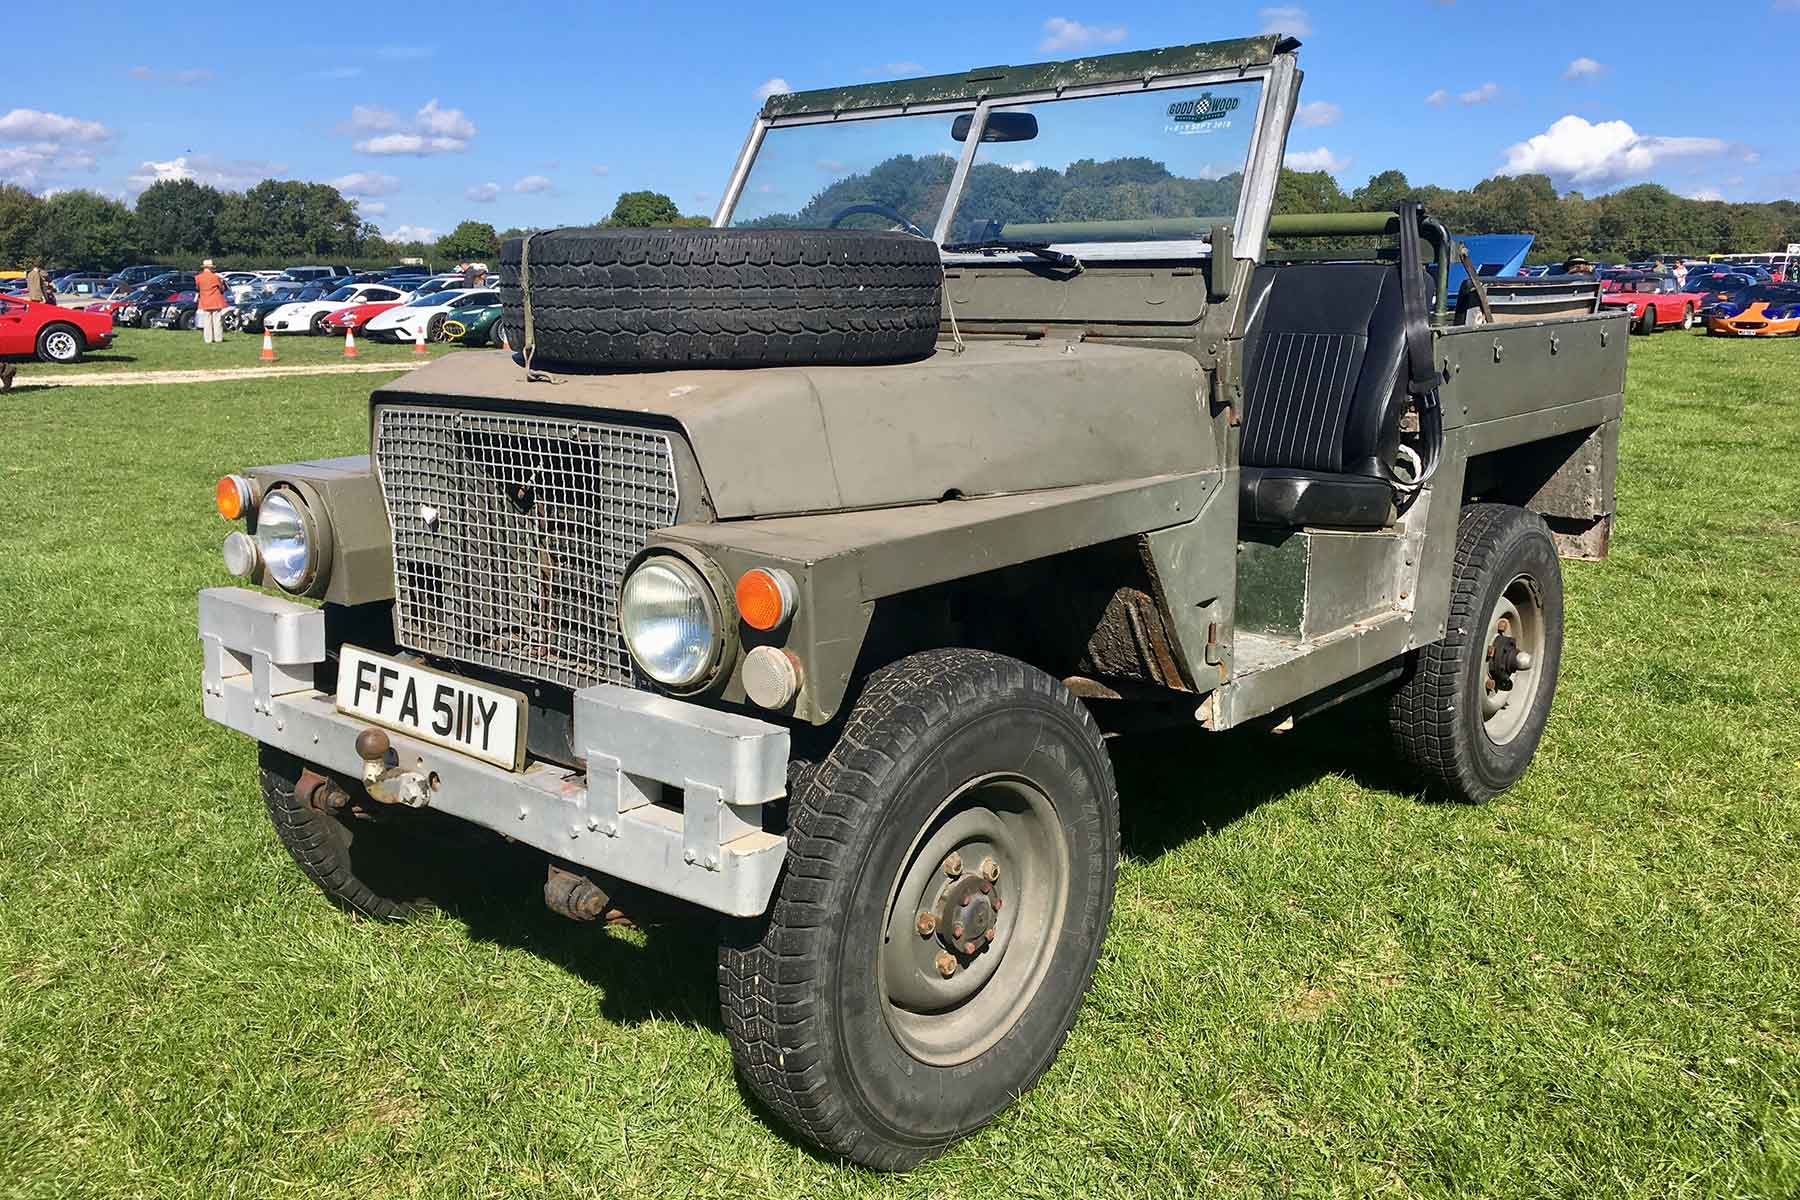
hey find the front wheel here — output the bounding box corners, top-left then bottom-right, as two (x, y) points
(426, 313), (447, 342)
(1680, 304), (1695, 330)
(1389, 504), (1564, 803)
(1636, 305), (1657, 335)
(309, 310), (328, 336)
(35, 323), (82, 363)
(720, 650), (1119, 1169)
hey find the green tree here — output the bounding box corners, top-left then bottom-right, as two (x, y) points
(214, 180), (364, 258)
(135, 179), (225, 257)
(29, 190), (138, 269)
(436, 220), (499, 262)
(606, 190), (683, 227)
(0, 184), (42, 267)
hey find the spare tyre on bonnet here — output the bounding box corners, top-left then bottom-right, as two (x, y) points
(496, 226), (943, 370)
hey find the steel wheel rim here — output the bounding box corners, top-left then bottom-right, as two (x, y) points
(45, 331), (76, 360)
(878, 772), (1070, 1067)
(1480, 573), (1546, 745)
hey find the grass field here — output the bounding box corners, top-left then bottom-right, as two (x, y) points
(7, 325), (463, 377)
(2, 332), (1798, 1198)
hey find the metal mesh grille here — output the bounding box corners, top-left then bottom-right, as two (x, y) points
(375, 406), (679, 690)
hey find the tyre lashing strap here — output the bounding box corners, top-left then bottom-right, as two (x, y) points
(517, 231), (558, 384)
(1392, 200), (1445, 489)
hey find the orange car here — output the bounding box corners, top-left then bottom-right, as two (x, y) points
(1706, 284), (1800, 337)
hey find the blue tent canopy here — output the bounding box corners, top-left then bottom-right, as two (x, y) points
(1444, 233), (1535, 294)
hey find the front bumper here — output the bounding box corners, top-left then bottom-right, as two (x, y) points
(198, 587), (791, 916)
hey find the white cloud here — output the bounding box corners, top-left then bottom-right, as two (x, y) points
(1685, 187), (1724, 201)
(0, 143), (99, 189)
(1039, 17), (1128, 52)
(125, 154), (285, 192)
(1285, 146), (1351, 173)
(1459, 82), (1500, 104)
(356, 133), (467, 156)
(1001, 160), (1040, 172)
(1258, 6), (1311, 35)
(338, 105), (399, 134)
(514, 174), (552, 194)
(330, 171), (400, 196)
(416, 98), (475, 139)
(1425, 89), (1449, 106)
(1500, 115), (1729, 187)
(385, 223), (437, 242)
(1563, 57), (1605, 80)
(1296, 100), (1340, 128)
(466, 182), (501, 202)
(591, 163), (610, 176)
(754, 77), (793, 101)
(360, 200), (387, 215)
(0, 109), (111, 143)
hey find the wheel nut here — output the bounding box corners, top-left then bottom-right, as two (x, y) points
(1514, 650), (1534, 670)
(964, 941), (978, 955)
(952, 922), (965, 940)
(943, 851), (962, 877)
(915, 911), (936, 937)
(935, 951), (957, 978)
(979, 856), (999, 882)
(1497, 616), (1511, 634)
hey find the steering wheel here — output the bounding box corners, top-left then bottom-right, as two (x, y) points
(828, 203), (929, 238)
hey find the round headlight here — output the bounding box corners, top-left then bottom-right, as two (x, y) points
(619, 556), (721, 689)
(255, 489), (316, 592)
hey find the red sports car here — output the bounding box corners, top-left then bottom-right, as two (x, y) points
(0, 296), (114, 363)
(321, 300), (404, 334)
(1599, 271), (1705, 334)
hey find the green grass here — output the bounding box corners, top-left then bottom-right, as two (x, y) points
(2, 335), (1798, 1198)
(8, 324), (465, 377)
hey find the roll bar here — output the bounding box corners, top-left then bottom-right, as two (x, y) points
(1267, 211), (1456, 315)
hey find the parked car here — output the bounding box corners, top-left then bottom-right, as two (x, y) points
(1705, 283), (1800, 336)
(276, 266), (352, 285)
(107, 265), (170, 290)
(442, 302), (504, 347)
(147, 291), (246, 332)
(52, 273), (115, 299)
(220, 272), (268, 304)
(1596, 271), (1704, 333)
(320, 299), (407, 335)
(112, 281), (196, 328)
(1691, 276), (1759, 320)
(361, 288), (499, 342)
(238, 284), (330, 333)
(265, 282), (412, 335)
(0, 295), (114, 362)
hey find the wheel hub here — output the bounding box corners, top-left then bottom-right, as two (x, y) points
(932, 871), (1000, 957)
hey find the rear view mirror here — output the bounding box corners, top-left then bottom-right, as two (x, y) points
(951, 112), (1039, 143)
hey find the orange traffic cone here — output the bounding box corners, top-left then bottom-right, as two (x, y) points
(499, 323), (510, 351)
(260, 327), (277, 362)
(413, 323), (428, 355)
(342, 327), (358, 359)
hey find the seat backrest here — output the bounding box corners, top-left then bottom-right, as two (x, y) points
(1239, 263), (1407, 478)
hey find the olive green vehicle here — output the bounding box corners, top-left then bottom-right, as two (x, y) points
(198, 34), (1624, 1169)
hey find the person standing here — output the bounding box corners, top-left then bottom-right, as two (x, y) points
(195, 259), (227, 344)
(24, 261), (49, 303)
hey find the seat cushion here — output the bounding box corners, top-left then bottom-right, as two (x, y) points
(1240, 263), (1408, 479)
(1239, 466), (1394, 529)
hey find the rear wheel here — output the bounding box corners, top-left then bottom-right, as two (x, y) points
(720, 650), (1119, 1169)
(35, 323), (82, 364)
(1389, 504), (1563, 803)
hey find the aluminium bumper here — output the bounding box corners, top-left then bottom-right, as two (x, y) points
(197, 587), (790, 916)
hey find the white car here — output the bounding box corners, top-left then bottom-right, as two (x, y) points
(221, 272), (270, 305)
(362, 288), (500, 343)
(265, 282), (412, 335)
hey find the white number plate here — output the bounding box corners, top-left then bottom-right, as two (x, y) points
(335, 646), (527, 770)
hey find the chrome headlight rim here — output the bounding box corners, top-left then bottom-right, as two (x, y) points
(252, 483), (333, 595)
(619, 550), (731, 693)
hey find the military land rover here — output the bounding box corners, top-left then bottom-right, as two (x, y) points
(198, 34), (1625, 1168)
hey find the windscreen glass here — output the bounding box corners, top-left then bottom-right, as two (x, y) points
(945, 78), (1264, 248)
(727, 110), (970, 234)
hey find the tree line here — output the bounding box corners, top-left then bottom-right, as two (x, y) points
(2, 169), (1795, 272)
(0, 183), (710, 271)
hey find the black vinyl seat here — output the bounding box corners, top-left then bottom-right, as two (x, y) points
(1237, 262), (1408, 528)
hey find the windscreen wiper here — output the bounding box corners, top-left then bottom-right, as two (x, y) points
(942, 239), (1085, 272)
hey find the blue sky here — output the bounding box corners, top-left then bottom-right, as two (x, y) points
(6, 0), (1798, 242)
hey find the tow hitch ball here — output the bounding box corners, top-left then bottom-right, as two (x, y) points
(353, 728), (432, 808)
